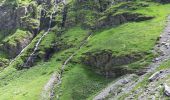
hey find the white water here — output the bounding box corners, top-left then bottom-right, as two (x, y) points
(24, 0), (58, 67)
(9, 6), (34, 65)
(24, 6), (28, 15)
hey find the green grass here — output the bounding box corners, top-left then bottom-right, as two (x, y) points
(58, 64), (112, 100)
(56, 3), (170, 100)
(40, 31), (56, 49)
(52, 26), (110, 100)
(3, 29), (32, 46)
(0, 26), (89, 99)
(1, 2), (170, 100)
(74, 3), (170, 71)
(157, 59), (170, 70)
(80, 4), (170, 56)
(61, 26), (89, 47)
(0, 53), (62, 100)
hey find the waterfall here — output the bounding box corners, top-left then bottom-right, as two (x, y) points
(8, 5), (45, 65)
(24, 6), (28, 15)
(24, 0), (58, 67)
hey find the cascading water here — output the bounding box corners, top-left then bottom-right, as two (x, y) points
(24, 0), (58, 67)
(24, 6), (28, 15)
(8, 5), (44, 65)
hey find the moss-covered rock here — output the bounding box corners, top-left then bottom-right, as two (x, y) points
(2, 29), (33, 58)
(95, 12), (154, 29)
(81, 50), (145, 77)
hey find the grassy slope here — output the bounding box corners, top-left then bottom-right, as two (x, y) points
(59, 64), (112, 100)
(76, 3), (170, 70)
(0, 2), (170, 100)
(58, 3), (170, 100)
(0, 53), (62, 100)
(0, 26), (88, 99)
(80, 3), (170, 55)
(0, 30), (58, 99)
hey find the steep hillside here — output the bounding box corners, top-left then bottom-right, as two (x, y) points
(0, 0), (170, 100)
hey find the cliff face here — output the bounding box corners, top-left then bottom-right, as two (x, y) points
(0, 3), (36, 58)
(0, 4), (36, 32)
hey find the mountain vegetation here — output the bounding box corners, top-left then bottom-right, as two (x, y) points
(0, 0), (170, 99)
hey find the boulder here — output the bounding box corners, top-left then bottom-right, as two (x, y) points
(164, 84), (170, 96)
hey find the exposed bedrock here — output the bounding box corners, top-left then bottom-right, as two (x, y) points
(0, 4), (38, 34)
(82, 50), (145, 78)
(2, 32), (33, 58)
(95, 12), (154, 29)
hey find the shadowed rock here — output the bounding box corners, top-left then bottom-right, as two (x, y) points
(155, 0), (170, 3)
(82, 50), (145, 77)
(95, 12), (154, 29)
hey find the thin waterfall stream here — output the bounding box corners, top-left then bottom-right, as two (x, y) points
(9, 7), (42, 65)
(24, 1), (58, 67)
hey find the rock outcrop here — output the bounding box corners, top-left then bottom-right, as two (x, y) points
(82, 50), (144, 77)
(95, 12), (154, 29)
(2, 30), (33, 58)
(0, 3), (37, 34)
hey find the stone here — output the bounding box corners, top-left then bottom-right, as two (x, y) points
(161, 42), (166, 45)
(165, 43), (170, 49)
(149, 71), (162, 82)
(121, 79), (129, 84)
(164, 84), (170, 96)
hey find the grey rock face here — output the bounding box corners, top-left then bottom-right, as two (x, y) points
(0, 5), (26, 31)
(0, 3), (38, 35)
